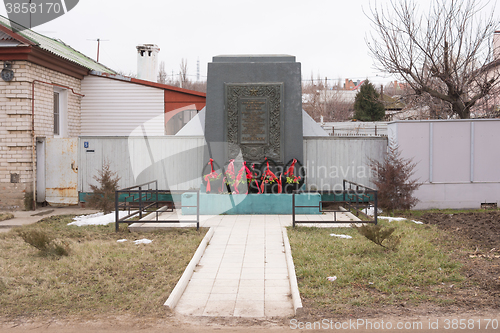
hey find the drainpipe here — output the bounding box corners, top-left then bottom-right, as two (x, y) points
(31, 80), (85, 211)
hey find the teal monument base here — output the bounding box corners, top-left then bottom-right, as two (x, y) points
(181, 193), (321, 215)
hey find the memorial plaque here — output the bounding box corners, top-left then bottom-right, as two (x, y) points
(225, 83), (284, 162)
(239, 98), (268, 144)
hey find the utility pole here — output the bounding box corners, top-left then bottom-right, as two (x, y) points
(197, 57), (200, 81)
(324, 76), (327, 120)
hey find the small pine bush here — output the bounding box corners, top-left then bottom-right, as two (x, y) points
(52, 240), (70, 256)
(370, 141), (421, 212)
(354, 223), (401, 250)
(86, 161), (121, 214)
(18, 229), (52, 251)
(17, 229), (70, 257)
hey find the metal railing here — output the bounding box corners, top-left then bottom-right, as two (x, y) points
(114, 181), (200, 231)
(292, 179), (378, 226)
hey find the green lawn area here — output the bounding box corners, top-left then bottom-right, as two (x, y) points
(0, 215), (206, 318)
(288, 219), (467, 315)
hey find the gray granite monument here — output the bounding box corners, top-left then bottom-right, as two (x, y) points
(204, 55), (303, 166)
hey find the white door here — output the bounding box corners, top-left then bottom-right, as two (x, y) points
(45, 138), (78, 205)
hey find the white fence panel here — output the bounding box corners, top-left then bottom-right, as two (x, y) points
(303, 136), (387, 191)
(79, 136), (206, 192)
(79, 136), (388, 194)
(388, 119), (500, 209)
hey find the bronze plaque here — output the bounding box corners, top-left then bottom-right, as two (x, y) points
(225, 83), (284, 162)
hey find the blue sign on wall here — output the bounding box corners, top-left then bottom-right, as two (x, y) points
(84, 141), (89, 148)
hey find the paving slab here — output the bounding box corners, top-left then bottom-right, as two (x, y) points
(134, 211), (356, 318)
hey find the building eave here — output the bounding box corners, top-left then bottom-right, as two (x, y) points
(0, 46), (89, 79)
(89, 71), (206, 98)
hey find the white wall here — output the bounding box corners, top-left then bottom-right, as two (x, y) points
(81, 75), (165, 136)
(388, 119), (500, 209)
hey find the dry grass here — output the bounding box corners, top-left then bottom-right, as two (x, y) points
(0, 213), (14, 222)
(0, 214), (206, 319)
(288, 219), (466, 315)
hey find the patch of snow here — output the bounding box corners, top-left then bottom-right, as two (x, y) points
(378, 216), (407, 222)
(134, 239), (152, 245)
(68, 211), (136, 227)
(377, 216), (424, 225)
(330, 234), (353, 239)
(363, 207), (383, 216)
(117, 239), (127, 243)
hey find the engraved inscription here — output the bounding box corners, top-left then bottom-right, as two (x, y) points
(225, 83), (284, 162)
(239, 98), (268, 144)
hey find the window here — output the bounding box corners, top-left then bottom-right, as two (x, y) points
(53, 91), (60, 135)
(53, 88), (67, 137)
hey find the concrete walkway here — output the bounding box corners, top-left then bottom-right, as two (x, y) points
(179, 215), (292, 317)
(130, 211), (356, 318)
(0, 206), (99, 232)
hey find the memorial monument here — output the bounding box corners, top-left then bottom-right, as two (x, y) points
(180, 55), (324, 214)
(204, 55), (303, 166)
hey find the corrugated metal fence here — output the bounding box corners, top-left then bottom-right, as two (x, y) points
(79, 136), (206, 192)
(79, 136), (387, 193)
(303, 136), (387, 191)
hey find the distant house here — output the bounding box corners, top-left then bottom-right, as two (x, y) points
(384, 80), (408, 96)
(0, 15), (206, 210)
(343, 79), (364, 90)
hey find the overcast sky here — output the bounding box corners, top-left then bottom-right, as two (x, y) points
(1, 0), (497, 87)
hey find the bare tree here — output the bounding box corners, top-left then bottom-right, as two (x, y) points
(324, 89), (355, 121)
(185, 81), (207, 93)
(471, 83), (500, 117)
(117, 70), (136, 78)
(367, 0), (500, 119)
(302, 74), (354, 121)
(302, 74), (322, 121)
(156, 59), (207, 92)
(158, 61), (167, 84)
(179, 58), (189, 88)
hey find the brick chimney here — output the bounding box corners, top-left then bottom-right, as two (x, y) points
(136, 44), (160, 82)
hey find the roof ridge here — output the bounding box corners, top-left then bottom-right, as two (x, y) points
(0, 14), (116, 74)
